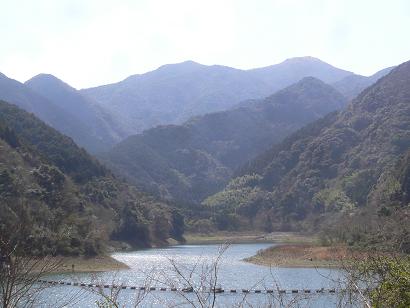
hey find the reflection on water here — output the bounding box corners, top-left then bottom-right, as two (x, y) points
(110, 243), (340, 290)
(39, 243), (359, 307)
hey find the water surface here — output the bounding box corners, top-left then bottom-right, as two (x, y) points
(40, 243), (357, 307)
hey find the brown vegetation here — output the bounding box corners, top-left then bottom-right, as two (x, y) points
(246, 244), (351, 268)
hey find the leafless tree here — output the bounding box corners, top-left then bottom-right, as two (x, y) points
(0, 235), (63, 308)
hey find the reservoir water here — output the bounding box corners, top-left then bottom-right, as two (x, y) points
(39, 243), (359, 307)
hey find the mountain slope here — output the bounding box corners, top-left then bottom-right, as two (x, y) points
(82, 57), (353, 135)
(0, 100), (184, 255)
(204, 60), (410, 231)
(332, 66), (395, 99)
(82, 61), (272, 134)
(25, 74), (128, 152)
(0, 73), (117, 153)
(102, 77), (347, 204)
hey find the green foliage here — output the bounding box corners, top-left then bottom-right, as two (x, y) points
(370, 259), (410, 307)
(312, 188), (355, 212)
(0, 100), (108, 183)
(114, 203), (151, 246)
(341, 170), (375, 205)
(188, 219), (216, 234)
(170, 210), (185, 241)
(0, 102), (185, 256)
(354, 256), (410, 308)
(208, 61), (410, 236)
(0, 123), (20, 148)
(0, 170), (17, 197)
(102, 77), (346, 204)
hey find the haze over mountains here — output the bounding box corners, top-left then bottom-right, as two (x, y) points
(102, 77), (348, 203)
(0, 56), (398, 207)
(0, 55), (408, 256)
(0, 57), (393, 156)
(81, 57), (360, 135)
(25, 74), (128, 151)
(204, 61), (410, 234)
(0, 72), (125, 153)
(332, 66), (395, 99)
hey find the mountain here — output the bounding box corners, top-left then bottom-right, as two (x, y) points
(332, 66), (395, 99)
(101, 77), (348, 204)
(25, 74), (128, 152)
(82, 57), (354, 135)
(249, 56), (352, 92)
(204, 60), (410, 233)
(0, 100), (184, 256)
(0, 72), (124, 153)
(81, 61), (271, 134)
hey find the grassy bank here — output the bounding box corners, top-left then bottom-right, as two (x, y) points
(245, 244), (348, 268)
(185, 231), (317, 245)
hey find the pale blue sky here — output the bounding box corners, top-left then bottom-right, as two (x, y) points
(1, 0), (409, 88)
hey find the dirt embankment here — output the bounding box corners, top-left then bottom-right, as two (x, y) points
(245, 244), (350, 268)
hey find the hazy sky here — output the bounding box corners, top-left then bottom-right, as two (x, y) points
(1, 0), (409, 88)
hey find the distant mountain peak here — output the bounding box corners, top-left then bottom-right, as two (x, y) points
(162, 60), (202, 67)
(277, 76), (338, 95)
(282, 56), (324, 63)
(24, 73), (76, 92)
(298, 76), (327, 84)
(154, 60), (204, 73)
(28, 73), (58, 80)
(25, 73), (73, 90)
(123, 60), (204, 83)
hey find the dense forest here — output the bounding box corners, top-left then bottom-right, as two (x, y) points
(0, 101), (184, 256)
(0, 57), (407, 258)
(203, 60), (410, 251)
(102, 77), (347, 204)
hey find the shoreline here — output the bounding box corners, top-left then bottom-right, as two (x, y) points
(244, 244), (348, 268)
(46, 232), (322, 273)
(45, 255), (129, 274)
(184, 231), (317, 245)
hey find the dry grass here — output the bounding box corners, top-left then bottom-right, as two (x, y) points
(245, 244), (349, 268)
(185, 231), (317, 245)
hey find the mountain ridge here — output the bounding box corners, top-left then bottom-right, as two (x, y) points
(204, 60), (410, 232)
(0, 72), (121, 153)
(81, 57), (355, 135)
(25, 73), (128, 152)
(101, 77), (348, 204)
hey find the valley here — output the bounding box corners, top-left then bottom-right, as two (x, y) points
(0, 56), (408, 308)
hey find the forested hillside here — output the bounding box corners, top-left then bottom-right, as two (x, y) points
(204, 61), (410, 236)
(323, 149), (410, 252)
(102, 77), (347, 204)
(0, 101), (184, 256)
